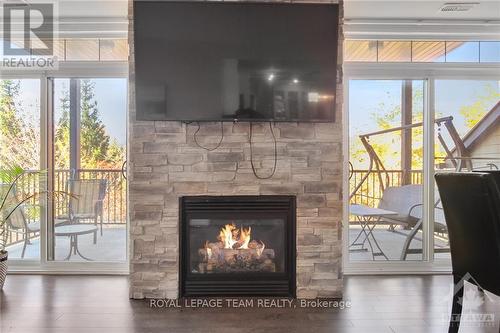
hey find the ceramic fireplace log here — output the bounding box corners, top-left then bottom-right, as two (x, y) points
(181, 196), (296, 295)
(197, 248), (275, 261)
(197, 260), (276, 273)
(196, 247), (277, 273)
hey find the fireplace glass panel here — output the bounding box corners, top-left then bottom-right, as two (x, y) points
(189, 218), (285, 274)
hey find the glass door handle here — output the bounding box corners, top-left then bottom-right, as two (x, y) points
(121, 160), (127, 180)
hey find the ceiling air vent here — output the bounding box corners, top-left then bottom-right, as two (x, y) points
(440, 2), (479, 12)
(0, 0), (29, 7)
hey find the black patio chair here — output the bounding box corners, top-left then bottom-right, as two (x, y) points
(435, 172), (500, 333)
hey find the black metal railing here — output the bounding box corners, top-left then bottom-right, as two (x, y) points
(4, 169), (126, 248)
(350, 169), (423, 207)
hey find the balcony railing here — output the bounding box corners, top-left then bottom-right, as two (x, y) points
(350, 169), (423, 208)
(4, 169), (126, 248)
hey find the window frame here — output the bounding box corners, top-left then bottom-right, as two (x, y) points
(343, 61), (500, 274)
(3, 61), (130, 274)
(344, 39), (500, 63)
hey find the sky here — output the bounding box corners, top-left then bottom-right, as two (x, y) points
(348, 79), (499, 170)
(3, 39), (499, 169)
(8, 76), (500, 163)
(11, 78), (127, 147)
(346, 41), (500, 145)
(349, 79), (500, 138)
(53, 78), (127, 146)
(348, 41), (500, 140)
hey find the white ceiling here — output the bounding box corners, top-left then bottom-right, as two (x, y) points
(0, 0), (129, 37)
(56, 0), (128, 18)
(0, 0), (128, 18)
(1, 0), (497, 39)
(345, 0), (500, 21)
(2, 0), (498, 21)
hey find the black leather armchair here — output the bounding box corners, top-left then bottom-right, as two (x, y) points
(435, 172), (500, 333)
(474, 170), (500, 192)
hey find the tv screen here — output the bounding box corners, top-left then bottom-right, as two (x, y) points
(134, 2), (339, 122)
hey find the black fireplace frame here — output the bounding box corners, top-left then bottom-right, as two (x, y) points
(179, 195), (296, 297)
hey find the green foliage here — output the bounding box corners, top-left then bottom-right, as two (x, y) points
(54, 80), (125, 169)
(349, 83), (434, 206)
(0, 80), (40, 170)
(80, 80), (110, 168)
(0, 165), (70, 251)
(0, 164), (25, 251)
(459, 84), (500, 129)
(54, 92), (70, 169)
(372, 101), (401, 131)
(0, 164), (24, 183)
(0, 80), (21, 138)
(0, 79), (125, 251)
(1, 79), (125, 171)
(350, 85), (425, 170)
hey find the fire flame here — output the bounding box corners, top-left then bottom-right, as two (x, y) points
(218, 223), (252, 249)
(256, 240), (265, 257)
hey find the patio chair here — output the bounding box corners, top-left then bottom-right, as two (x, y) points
(0, 184), (66, 258)
(67, 179), (107, 242)
(351, 184), (449, 260)
(399, 197), (449, 260)
(349, 184), (423, 259)
(435, 172), (500, 332)
(401, 170), (500, 260)
(367, 184), (450, 260)
(377, 184), (423, 230)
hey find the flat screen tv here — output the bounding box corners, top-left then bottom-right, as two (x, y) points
(134, 1), (339, 122)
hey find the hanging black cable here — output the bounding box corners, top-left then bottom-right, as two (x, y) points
(193, 121), (224, 151)
(250, 122), (277, 179)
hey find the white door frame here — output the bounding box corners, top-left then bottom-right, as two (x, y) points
(3, 62), (130, 274)
(343, 62), (500, 274)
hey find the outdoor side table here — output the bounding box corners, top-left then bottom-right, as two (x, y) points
(349, 204), (398, 260)
(55, 224), (98, 261)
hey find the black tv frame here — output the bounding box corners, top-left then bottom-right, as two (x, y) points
(133, 1), (339, 123)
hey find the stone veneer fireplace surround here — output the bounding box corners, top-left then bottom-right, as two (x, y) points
(180, 195), (296, 297)
(128, 0), (344, 299)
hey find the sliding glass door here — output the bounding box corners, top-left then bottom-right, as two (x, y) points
(433, 79), (500, 262)
(348, 79), (426, 261)
(1, 75), (127, 267)
(345, 73), (500, 271)
(0, 79), (43, 260)
(51, 78), (127, 262)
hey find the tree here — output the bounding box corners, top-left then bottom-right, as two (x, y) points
(79, 80), (110, 168)
(0, 80), (40, 170)
(348, 84), (433, 206)
(459, 84), (500, 129)
(350, 86), (425, 171)
(106, 139), (125, 168)
(0, 80), (22, 138)
(54, 79), (125, 169)
(54, 92), (70, 169)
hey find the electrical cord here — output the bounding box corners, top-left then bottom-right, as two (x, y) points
(249, 122), (277, 179)
(193, 121), (224, 151)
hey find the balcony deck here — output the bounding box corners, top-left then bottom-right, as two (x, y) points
(6, 223), (449, 262)
(5, 168), (453, 262)
(349, 225), (450, 261)
(3, 168), (127, 261)
(6, 224), (126, 262)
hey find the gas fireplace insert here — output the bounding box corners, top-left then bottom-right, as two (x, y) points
(180, 196), (296, 297)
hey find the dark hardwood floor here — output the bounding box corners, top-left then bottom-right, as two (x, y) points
(0, 275), (499, 333)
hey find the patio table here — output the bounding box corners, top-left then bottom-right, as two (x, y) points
(349, 204), (398, 260)
(55, 224), (98, 261)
